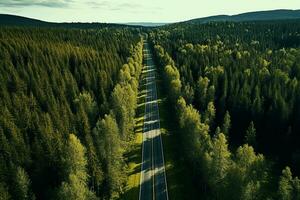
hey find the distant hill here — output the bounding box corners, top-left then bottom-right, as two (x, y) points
(0, 14), (138, 28)
(0, 14), (51, 26)
(126, 22), (168, 27)
(186, 9), (300, 24)
(2, 9), (300, 29)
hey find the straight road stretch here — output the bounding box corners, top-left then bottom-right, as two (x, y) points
(139, 41), (169, 200)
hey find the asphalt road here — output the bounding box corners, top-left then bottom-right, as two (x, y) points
(139, 41), (169, 200)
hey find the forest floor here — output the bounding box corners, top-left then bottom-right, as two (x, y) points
(156, 71), (199, 200)
(121, 67), (147, 200)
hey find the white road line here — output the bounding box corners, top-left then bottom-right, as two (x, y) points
(150, 52), (155, 200)
(139, 42), (169, 200)
(139, 45), (147, 200)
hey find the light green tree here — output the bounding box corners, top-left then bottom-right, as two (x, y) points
(222, 144), (269, 200)
(74, 91), (98, 124)
(93, 114), (125, 199)
(111, 83), (136, 141)
(279, 167), (293, 200)
(14, 167), (33, 200)
(204, 101), (216, 126)
(58, 134), (97, 200)
(196, 76), (210, 109)
(205, 133), (231, 197)
(222, 111), (231, 137)
(165, 65), (182, 102)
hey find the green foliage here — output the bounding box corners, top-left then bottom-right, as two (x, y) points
(58, 174), (97, 200)
(196, 76), (210, 110)
(230, 145), (268, 200)
(58, 134), (96, 200)
(150, 23), (300, 198)
(204, 101), (216, 126)
(245, 121), (257, 148)
(0, 27), (143, 199)
(279, 167), (294, 200)
(222, 111), (231, 137)
(0, 182), (11, 200)
(205, 133), (231, 197)
(164, 65), (182, 102)
(278, 167), (300, 200)
(177, 97), (211, 161)
(111, 84), (136, 141)
(153, 45), (181, 103)
(74, 91), (99, 125)
(14, 167), (33, 200)
(93, 114), (125, 199)
(62, 134), (88, 180)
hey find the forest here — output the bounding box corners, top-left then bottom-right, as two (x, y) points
(1, 18), (300, 200)
(150, 20), (300, 199)
(0, 26), (143, 199)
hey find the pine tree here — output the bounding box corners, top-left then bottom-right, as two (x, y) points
(164, 65), (182, 102)
(58, 134), (96, 200)
(0, 182), (11, 200)
(293, 177), (300, 200)
(74, 91), (99, 125)
(215, 126), (221, 137)
(111, 83), (136, 140)
(93, 114), (125, 199)
(14, 167), (33, 200)
(245, 121), (257, 148)
(204, 101), (216, 126)
(234, 144), (268, 199)
(205, 133), (231, 197)
(196, 76), (210, 110)
(222, 111), (231, 137)
(278, 167), (293, 200)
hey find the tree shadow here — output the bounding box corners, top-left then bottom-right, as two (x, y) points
(121, 65), (148, 200)
(119, 185), (140, 200)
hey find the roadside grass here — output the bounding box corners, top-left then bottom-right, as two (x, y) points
(121, 70), (147, 200)
(156, 73), (199, 200)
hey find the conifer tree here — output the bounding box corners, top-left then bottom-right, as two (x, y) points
(59, 134), (96, 200)
(93, 114), (125, 199)
(245, 121), (257, 148)
(14, 167), (33, 200)
(279, 167), (293, 200)
(222, 111), (231, 137)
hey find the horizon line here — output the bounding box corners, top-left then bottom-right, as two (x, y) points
(1, 8), (300, 24)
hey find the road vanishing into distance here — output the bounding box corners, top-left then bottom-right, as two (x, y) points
(139, 41), (169, 200)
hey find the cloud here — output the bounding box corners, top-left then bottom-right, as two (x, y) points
(85, 1), (109, 9)
(0, 0), (71, 8)
(86, 1), (141, 11)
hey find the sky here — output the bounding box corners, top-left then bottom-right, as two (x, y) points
(0, 0), (300, 23)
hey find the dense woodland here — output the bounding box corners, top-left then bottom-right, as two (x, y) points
(150, 20), (300, 199)
(0, 27), (143, 199)
(1, 19), (300, 200)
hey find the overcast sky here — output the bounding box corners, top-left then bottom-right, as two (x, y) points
(0, 0), (300, 23)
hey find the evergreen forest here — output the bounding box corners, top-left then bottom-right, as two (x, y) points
(150, 20), (300, 199)
(1, 17), (300, 200)
(0, 27), (143, 199)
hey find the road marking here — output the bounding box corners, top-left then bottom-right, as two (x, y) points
(139, 45), (147, 200)
(150, 52), (156, 200)
(139, 42), (169, 200)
